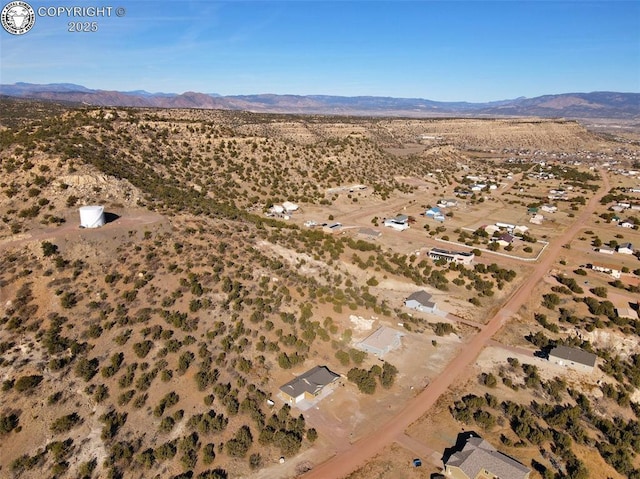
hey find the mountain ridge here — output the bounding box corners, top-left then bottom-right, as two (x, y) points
(1, 82), (638, 119)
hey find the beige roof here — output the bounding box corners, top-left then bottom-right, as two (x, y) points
(617, 307), (639, 320)
(358, 227), (382, 237)
(358, 326), (404, 355)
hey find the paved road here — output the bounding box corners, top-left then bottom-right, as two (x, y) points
(302, 169), (610, 479)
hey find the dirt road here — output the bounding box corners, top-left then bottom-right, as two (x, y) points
(302, 170), (610, 479)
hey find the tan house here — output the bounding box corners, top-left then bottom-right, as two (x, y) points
(444, 436), (530, 479)
(279, 365), (340, 405)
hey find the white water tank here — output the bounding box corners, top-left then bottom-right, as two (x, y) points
(78, 205), (105, 228)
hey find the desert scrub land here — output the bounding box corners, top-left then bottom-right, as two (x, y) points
(1, 98), (639, 478)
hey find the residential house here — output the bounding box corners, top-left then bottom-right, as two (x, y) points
(495, 222), (516, 231)
(323, 222), (342, 234)
(279, 366), (340, 405)
(405, 290), (437, 314)
(620, 219), (636, 229)
(429, 248), (475, 265)
(617, 243), (634, 254)
(492, 233), (514, 247)
(597, 246), (615, 255)
(282, 201), (299, 213)
(357, 326), (405, 357)
(541, 204), (557, 213)
(438, 198), (458, 208)
(443, 435), (530, 479)
(548, 345), (597, 373)
(358, 227), (382, 239)
(426, 207), (442, 217)
(384, 214), (410, 231)
(529, 214), (544, 225)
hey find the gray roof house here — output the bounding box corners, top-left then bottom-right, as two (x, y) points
(444, 436), (530, 479)
(405, 290), (437, 313)
(549, 345), (597, 373)
(279, 366), (340, 405)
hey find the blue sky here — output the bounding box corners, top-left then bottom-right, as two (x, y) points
(1, 0), (639, 101)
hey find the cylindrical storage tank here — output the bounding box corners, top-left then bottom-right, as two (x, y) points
(78, 205), (105, 228)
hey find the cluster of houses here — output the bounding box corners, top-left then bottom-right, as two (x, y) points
(608, 202), (640, 229)
(480, 223), (532, 248)
(547, 187), (572, 200)
(266, 201), (299, 218)
(597, 242), (634, 255)
(586, 264), (622, 279)
(610, 201), (640, 213)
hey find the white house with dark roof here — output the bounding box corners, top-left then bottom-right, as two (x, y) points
(429, 248), (475, 265)
(405, 290), (437, 314)
(384, 214), (410, 231)
(617, 242), (634, 254)
(620, 219), (636, 229)
(438, 198), (458, 208)
(548, 345), (597, 373)
(443, 435), (530, 479)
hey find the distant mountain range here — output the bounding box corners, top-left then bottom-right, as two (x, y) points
(1, 82), (638, 119)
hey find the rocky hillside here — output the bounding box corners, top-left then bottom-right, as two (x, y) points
(0, 98), (635, 479)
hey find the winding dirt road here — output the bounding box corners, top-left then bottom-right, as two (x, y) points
(302, 169), (610, 479)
